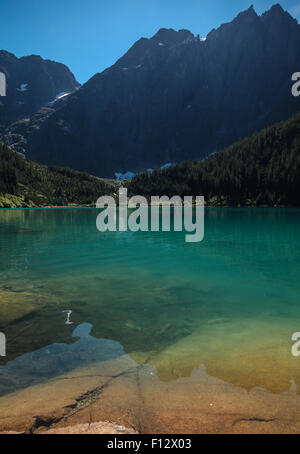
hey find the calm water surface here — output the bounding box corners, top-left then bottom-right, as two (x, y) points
(0, 208), (300, 397)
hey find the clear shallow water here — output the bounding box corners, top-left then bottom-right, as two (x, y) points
(0, 208), (300, 397)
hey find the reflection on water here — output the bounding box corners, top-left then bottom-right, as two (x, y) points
(0, 323), (125, 397)
(0, 208), (300, 397)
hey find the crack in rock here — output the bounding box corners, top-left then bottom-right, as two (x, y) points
(233, 416), (276, 427)
(28, 366), (139, 434)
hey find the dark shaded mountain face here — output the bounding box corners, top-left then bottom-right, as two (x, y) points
(2, 4), (300, 178)
(0, 51), (80, 125)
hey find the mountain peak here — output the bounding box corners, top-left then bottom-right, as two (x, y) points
(0, 50), (79, 125)
(206, 4), (259, 40)
(115, 28), (194, 69)
(151, 28), (194, 46)
(267, 3), (284, 14)
(236, 4), (258, 20)
(261, 3), (297, 24)
(0, 49), (17, 60)
(247, 5), (256, 14)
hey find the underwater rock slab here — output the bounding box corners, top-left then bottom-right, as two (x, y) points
(0, 355), (138, 433)
(0, 289), (44, 327)
(0, 357), (297, 434)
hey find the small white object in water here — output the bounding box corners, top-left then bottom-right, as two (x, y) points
(62, 310), (73, 325)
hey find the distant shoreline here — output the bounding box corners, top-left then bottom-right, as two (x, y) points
(0, 204), (298, 209)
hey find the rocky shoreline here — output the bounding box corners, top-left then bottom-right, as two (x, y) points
(1, 355), (300, 435)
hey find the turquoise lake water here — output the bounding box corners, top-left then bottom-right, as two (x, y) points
(0, 208), (300, 397)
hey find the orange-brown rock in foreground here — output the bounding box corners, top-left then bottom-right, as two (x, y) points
(42, 422), (137, 434)
(1, 355), (300, 435)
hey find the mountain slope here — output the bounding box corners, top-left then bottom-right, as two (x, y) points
(0, 142), (118, 208)
(127, 111), (300, 207)
(2, 4), (300, 177)
(0, 51), (80, 125)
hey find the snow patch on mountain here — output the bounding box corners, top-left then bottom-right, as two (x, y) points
(115, 171), (135, 181)
(114, 164), (174, 180)
(49, 92), (71, 105)
(16, 83), (28, 92)
(160, 163), (173, 169)
(55, 92), (70, 101)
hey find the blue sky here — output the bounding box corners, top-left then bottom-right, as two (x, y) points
(0, 0), (299, 84)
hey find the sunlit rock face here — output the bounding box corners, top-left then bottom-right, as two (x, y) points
(2, 4), (300, 177)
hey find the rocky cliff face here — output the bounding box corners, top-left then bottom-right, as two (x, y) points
(2, 4), (300, 177)
(0, 51), (80, 125)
